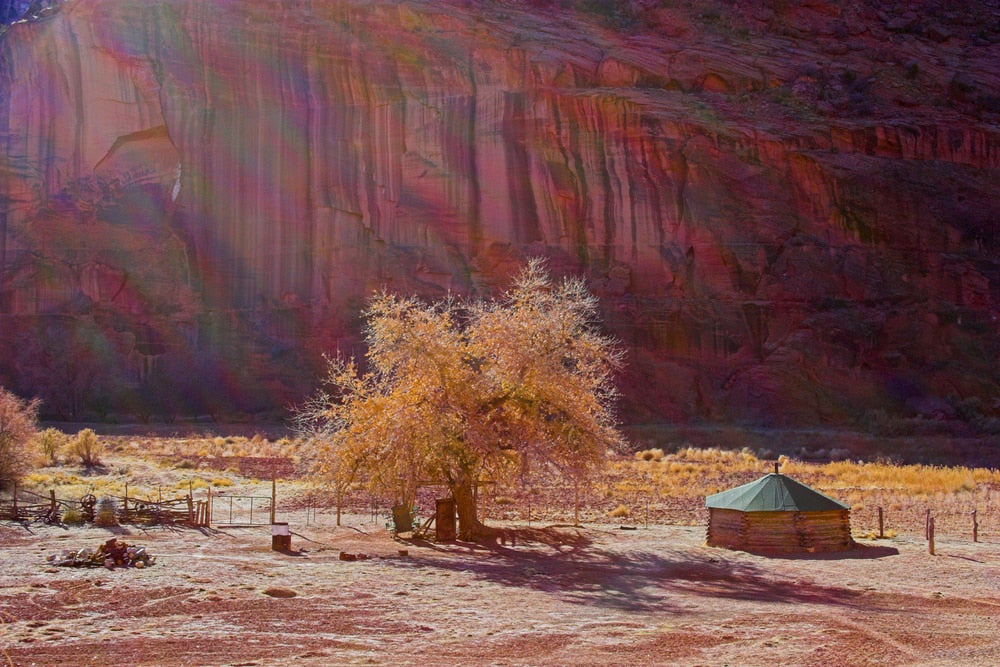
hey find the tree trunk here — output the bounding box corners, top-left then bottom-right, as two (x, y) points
(452, 475), (482, 540)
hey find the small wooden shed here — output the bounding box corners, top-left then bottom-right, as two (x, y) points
(705, 467), (853, 553)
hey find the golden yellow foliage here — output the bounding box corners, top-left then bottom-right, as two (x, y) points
(0, 387), (39, 489)
(68, 428), (103, 467)
(35, 428), (66, 465)
(609, 504), (631, 518)
(296, 260), (625, 539)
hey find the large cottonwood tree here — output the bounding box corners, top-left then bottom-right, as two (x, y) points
(295, 260), (625, 540)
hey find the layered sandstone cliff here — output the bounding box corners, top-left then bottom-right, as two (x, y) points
(1, 0), (999, 432)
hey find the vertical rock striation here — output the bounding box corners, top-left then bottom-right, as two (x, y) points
(1, 0), (999, 431)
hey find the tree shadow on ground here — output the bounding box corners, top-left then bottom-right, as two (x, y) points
(399, 525), (860, 613)
(742, 542), (899, 560)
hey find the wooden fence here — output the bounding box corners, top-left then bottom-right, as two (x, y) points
(0, 484), (211, 528)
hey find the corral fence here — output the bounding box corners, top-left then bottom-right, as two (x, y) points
(4, 474), (997, 548)
(211, 494), (273, 526)
(0, 483), (211, 528)
(849, 502), (996, 544)
(284, 479), (1000, 547)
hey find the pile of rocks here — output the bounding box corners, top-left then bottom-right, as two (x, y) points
(46, 538), (156, 569)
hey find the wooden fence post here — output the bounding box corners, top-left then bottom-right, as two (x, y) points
(972, 509), (978, 543)
(270, 474), (276, 524)
(878, 506), (884, 538)
(925, 508), (931, 540)
(50, 489), (57, 516)
(928, 516), (935, 555)
(207, 487), (212, 527)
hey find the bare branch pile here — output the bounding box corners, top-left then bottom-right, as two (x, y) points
(45, 538), (156, 569)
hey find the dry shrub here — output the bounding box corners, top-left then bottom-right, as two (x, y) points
(0, 387), (39, 490)
(36, 428), (66, 465)
(69, 428), (103, 467)
(185, 478), (211, 491)
(609, 504), (630, 518)
(855, 528), (898, 540)
(61, 507), (84, 525)
(250, 433), (267, 453)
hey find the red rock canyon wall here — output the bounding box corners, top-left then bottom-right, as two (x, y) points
(1, 0), (999, 433)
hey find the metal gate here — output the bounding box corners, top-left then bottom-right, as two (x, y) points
(211, 494), (272, 526)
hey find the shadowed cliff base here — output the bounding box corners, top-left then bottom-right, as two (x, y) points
(624, 423), (1000, 468)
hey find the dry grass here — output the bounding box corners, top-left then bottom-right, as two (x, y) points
(620, 447), (999, 496)
(13, 436), (1000, 542)
(96, 433), (303, 461)
(607, 447), (1000, 540)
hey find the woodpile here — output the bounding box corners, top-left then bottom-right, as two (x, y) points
(45, 538), (156, 569)
(707, 508), (853, 553)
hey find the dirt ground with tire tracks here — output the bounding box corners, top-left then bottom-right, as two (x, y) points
(2, 516), (998, 667)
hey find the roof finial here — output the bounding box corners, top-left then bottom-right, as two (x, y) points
(774, 461), (780, 475)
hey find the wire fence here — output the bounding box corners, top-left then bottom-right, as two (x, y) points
(274, 480), (999, 546)
(5, 475), (997, 548)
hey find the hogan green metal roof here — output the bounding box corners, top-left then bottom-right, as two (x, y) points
(705, 473), (850, 512)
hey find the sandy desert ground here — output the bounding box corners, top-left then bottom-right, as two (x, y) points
(2, 513), (999, 667)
